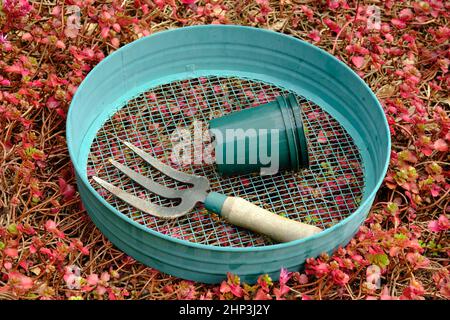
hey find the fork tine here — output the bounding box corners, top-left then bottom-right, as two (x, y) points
(109, 159), (179, 199)
(120, 140), (206, 185)
(92, 176), (191, 219)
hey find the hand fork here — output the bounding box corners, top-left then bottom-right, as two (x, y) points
(93, 141), (322, 243)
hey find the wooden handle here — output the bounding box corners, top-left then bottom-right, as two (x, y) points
(220, 197), (322, 243)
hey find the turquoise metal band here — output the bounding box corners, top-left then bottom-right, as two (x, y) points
(204, 192), (228, 215)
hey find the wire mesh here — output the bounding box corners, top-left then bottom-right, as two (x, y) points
(87, 76), (365, 247)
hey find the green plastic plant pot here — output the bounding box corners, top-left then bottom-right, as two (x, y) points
(209, 93), (309, 175)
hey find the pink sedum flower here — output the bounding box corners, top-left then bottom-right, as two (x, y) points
(221, 273), (243, 298)
(400, 279), (425, 300)
(308, 30), (321, 43)
(254, 288), (271, 300)
(279, 268), (292, 285)
(331, 269), (349, 286)
(7, 272), (34, 291)
(2, 0), (32, 19)
(351, 56), (365, 69)
(5, 247), (19, 258)
(87, 274), (99, 286)
(428, 215), (449, 232)
(433, 139), (448, 152)
(0, 34), (8, 44)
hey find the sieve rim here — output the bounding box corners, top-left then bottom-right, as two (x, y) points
(67, 25), (391, 252)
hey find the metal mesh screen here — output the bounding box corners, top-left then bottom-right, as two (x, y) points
(87, 76), (365, 247)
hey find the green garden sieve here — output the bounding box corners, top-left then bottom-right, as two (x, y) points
(67, 26), (390, 284)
